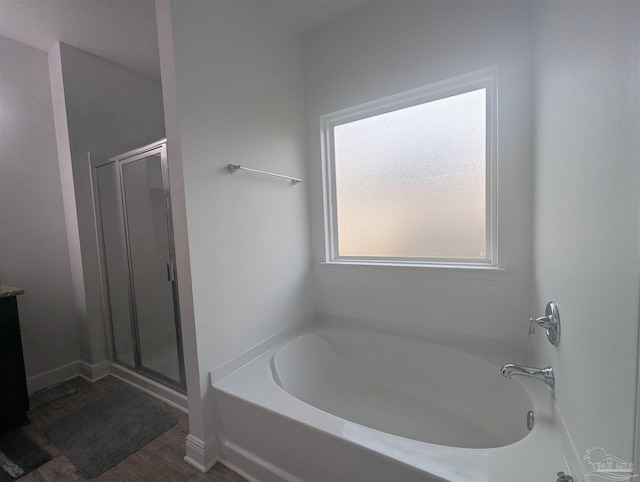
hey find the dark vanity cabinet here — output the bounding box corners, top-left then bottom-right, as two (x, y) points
(0, 286), (29, 431)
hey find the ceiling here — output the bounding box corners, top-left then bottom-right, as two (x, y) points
(268, 0), (371, 34)
(0, 0), (161, 79)
(0, 0), (371, 81)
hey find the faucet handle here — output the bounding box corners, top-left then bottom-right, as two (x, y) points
(528, 317), (537, 336)
(529, 302), (561, 346)
(529, 315), (552, 336)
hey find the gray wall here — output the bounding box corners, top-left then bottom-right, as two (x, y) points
(56, 42), (166, 365)
(0, 37), (166, 383)
(532, 1), (640, 467)
(0, 35), (80, 376)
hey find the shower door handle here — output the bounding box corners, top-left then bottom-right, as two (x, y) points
(166, 261), (176, 282)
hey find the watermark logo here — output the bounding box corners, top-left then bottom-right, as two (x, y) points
(584, 447), (637, 481)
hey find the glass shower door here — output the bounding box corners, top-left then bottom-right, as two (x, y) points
(120, 150), (183, 387)
(95, 160), (136, 369)
(93, 141), (185, 392)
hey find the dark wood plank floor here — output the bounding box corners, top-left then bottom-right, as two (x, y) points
(12, 376), (247, 481)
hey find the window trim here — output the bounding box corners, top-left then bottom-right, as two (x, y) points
(320, 67), (498, 268)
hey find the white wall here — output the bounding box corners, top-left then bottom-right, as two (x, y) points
(54, 43), (166, 365)
(161, 0), (640, 473)
(532, 1), (640, 468)
(0, 36), (80, 376)
(164, 0), (315, 464)
(304, 1), (535, 341)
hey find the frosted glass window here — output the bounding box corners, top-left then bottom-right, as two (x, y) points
(323, 70), (496, 266)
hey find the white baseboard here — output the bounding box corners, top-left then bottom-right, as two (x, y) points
(79, 359), (111, 382)
(184, 433), (219, 473)
(27, 359), (111, 395)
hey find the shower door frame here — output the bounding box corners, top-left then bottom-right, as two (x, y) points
(92, 139), (187, 393)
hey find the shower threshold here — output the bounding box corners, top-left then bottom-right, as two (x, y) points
(110, 362), (188, 413)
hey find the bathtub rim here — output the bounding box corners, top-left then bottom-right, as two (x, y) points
(211, 314), (530, 386)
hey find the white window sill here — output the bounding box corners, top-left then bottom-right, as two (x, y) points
(319, 261), (506, 280)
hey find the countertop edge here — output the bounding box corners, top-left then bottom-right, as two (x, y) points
(0, 284), (25, 297)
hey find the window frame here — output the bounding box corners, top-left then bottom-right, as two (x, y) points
(320, 68), (498, 269)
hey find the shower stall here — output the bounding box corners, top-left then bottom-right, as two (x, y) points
(92, 139), (186, 393)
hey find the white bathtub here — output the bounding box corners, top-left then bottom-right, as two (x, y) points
(212, 325), (580, 481)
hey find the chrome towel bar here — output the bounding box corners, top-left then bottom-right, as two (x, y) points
(227, 164), (302, 185)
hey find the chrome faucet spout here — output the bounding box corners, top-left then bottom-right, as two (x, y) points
(500, 363), (555, 388)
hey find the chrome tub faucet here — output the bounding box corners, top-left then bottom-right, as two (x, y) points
(529, 301), (561, 346)
(500, 364), (555, 388)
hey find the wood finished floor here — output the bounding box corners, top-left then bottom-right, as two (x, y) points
(14, 376), (248, 481)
